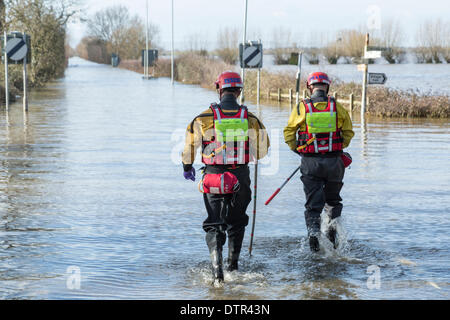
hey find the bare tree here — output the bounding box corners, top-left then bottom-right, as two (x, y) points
(86, 5), (159, 60)
(416, 19), (449, 63)
(186, 32), (209, 56)
(271, 26), (292, 65)
(375, 19), (405, 63)
(215, 27), (239, 65)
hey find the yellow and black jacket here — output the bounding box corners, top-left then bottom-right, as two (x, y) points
(284, 91), (354, 153)
(182, 94), (270, 169)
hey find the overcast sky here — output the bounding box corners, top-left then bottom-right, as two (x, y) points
(67, 0), (450, 49)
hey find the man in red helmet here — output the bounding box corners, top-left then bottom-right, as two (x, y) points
(182, 71), (269, 284)
(284, 72), (354, 252)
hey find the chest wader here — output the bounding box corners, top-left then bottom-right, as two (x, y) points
(296, 97), (345, 251)
(201, 104), (250, 282)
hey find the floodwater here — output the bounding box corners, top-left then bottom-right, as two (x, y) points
(0, 57), (448, 299)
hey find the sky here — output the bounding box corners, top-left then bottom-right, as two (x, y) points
(67, 0), (450, 50)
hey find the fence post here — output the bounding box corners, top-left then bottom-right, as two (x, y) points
(349, 93), (354, 119)
(289, 89), (292, 105)
(267, 90), (270, 100)
(277, 88), (281, 102)
(334, 92), (338, 101)
(302, 89), (306, 99)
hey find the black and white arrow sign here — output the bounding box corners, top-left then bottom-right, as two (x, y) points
(368, 72), (387, 85)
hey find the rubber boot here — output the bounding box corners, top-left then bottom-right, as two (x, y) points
(210, 249), (224, 283)
(326, 227), (337, 249)
(227, 250), (240, 272)
(226, 227), (245, 272)
(309, 235), (320, 252)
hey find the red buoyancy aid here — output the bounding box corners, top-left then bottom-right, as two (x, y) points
(202, 104), (250, 165)
(297, 97), (343, 154)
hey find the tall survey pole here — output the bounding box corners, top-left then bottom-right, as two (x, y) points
(240, 0), (248, 104)
(171, 0), (174, 85)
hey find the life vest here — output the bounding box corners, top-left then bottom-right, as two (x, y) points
(202, 103), (249, 165)
(296, 97), (343, 154)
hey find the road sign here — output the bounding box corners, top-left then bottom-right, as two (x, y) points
(364, 50), (382, 59)
(239, 42), (263, 69)
(1, 32), (31, 64)
(368, 72), (387, 85)
(6, 37), (27, 61)
(141, 49), (158, 67)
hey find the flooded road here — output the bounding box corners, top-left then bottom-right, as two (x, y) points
(0, 57), (449, 299)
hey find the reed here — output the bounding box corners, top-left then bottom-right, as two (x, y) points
(122, 53), (450, 118)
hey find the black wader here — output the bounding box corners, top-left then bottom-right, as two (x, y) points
(202, 165), (251, 276)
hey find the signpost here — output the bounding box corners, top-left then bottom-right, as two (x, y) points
(240, 42), (263, 69)
(1, 32), (31, 112)
(359, 33), (389, 126)
(295, 51), (303, 107)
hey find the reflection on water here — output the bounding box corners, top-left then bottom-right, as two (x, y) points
(0, 58), (449, 299)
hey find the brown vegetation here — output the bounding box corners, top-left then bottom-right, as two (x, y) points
(120, 52), (450, 118)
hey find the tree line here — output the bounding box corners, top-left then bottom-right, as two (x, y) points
(189, 19), (450, 65)
(76, 5), (159, 64)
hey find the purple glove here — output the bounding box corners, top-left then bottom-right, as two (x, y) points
(183, 167), (195, 181)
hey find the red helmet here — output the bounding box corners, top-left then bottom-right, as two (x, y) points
(215, 71), (243, 91)
(306, 72), (331, 87)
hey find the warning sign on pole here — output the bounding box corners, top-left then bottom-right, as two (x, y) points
(239, 41), (263, 69)
(1, 32), (31, 65)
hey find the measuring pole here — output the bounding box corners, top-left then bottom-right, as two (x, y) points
(23, 34), (28, 112)
(4, 31), (9, 111)
(240, 0), (248, 104)
(361, 33), (369, 123)
(171, 0), (174, 84)
(295, 51), (303, 107)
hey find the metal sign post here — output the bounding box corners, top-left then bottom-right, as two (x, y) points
(3, 31), (8, 111)
(295, 51), (303, 107)
(144, 0), (149, 79)
(171, 0), (174, 85)
(240, 0), (248, 104)
(256, 40), (261, 106)
(23, 33), (28, 112)
(361, 33), (369, 123)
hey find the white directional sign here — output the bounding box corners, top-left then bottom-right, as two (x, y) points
(368, 72), (387, 85)
(364, 50), (382, 59)
(240, 42), (263, 69)
(5, 37), (28, 61)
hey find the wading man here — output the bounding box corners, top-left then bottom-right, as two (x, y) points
(284, 72), (354, 252)
(182, 71), (269, 284)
